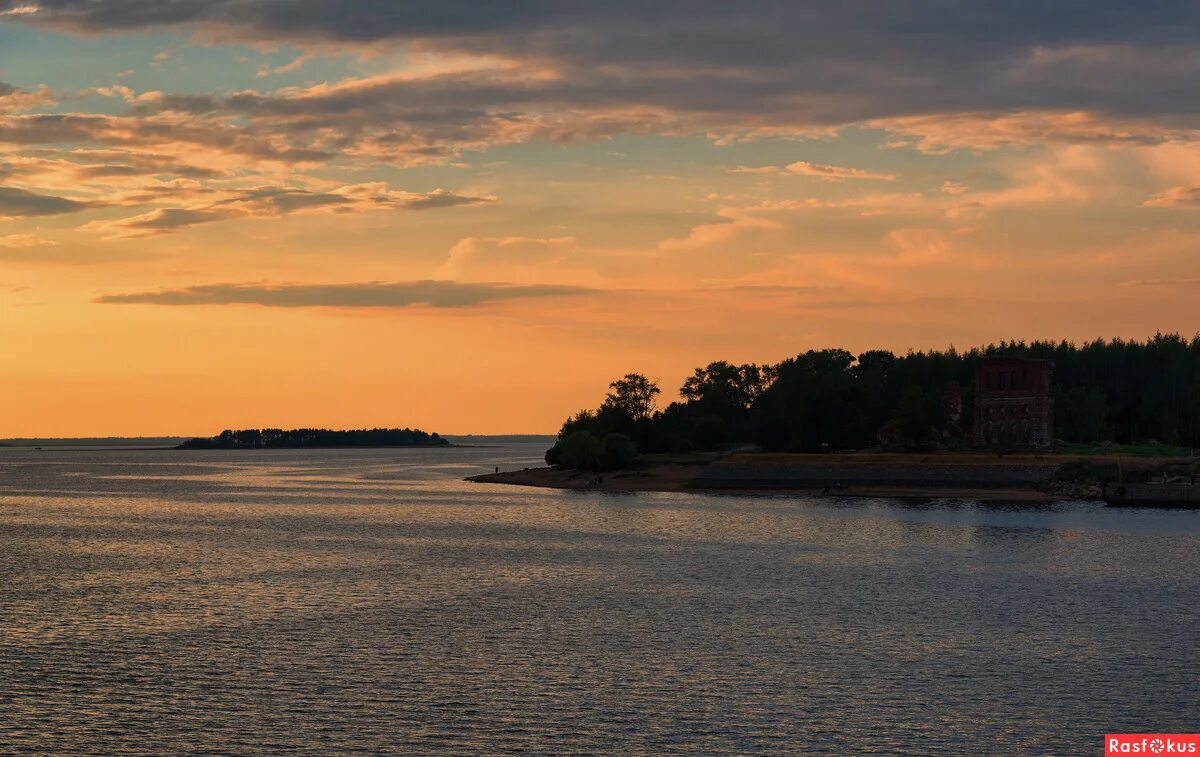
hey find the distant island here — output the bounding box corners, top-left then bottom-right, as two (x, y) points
(178, 428), (450, 449)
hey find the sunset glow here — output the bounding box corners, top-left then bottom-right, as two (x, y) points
(3, 3), (1199, 435)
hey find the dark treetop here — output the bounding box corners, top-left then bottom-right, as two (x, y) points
(547, 333), (1200, 468)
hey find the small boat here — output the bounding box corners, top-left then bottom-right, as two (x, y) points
(1104, 475), (1200, 508)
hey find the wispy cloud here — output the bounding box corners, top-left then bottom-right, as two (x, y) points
(94, 280), (597, 308)
(81, 184), (494, 238)
(0, 185), (90, 217)
(731, 161), (896, 181)
(1121, 278), (1200, 287)
(0, 82), (55, 113)
(1143, 185), (1200, 208)
(0, 4), (37, 17)
(0, 233), (58, 248)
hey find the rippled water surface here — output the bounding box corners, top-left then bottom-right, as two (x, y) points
(1, 445), (1197, 755)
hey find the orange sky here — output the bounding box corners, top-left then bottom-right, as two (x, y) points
(3, 3), (1200, 435)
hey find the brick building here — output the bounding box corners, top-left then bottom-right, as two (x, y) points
(972, 357), (1054, 447)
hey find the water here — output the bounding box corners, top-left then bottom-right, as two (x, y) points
(1, 445), (1196, 755)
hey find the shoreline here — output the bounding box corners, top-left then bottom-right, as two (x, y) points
(464, 449), (1192, 501)
(467, 462), (1065, 502)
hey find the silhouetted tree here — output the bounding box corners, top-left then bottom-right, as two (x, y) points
(892, 384), (933, 451)
(547, 333), (1200, 460)
(678, 361), (765, 444)
(603, 373), (661, 422)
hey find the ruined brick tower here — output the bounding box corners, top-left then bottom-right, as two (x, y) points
(972, 357), (1054, 447)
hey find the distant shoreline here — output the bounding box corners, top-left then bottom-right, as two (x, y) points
(0, 438), (189, 448)
(1, 443), (461, 452)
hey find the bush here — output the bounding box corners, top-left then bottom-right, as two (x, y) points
(544, 442), (564, 467)
(690, 415), (726, 451)
(559, 431), (604, 471)
(602, 433), (638, 470)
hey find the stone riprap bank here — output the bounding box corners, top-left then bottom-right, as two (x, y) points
(691, 459), (1060, 490)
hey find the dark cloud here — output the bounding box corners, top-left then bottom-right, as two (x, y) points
(95, 280), (596, 308)
(85, 185), (493, 237)
(0, 113), (332, 164)
(218, 187), (351, 214)
(95, 207), (233, 235)
(76, 161), (221, 180)
(8, 1), (1200, 128)
(8, 2), (1198, 52)
(218, 185), (491, 214)
(0, 150), (225, 185)
(0, 185), (90, 217)
(399, 188), (492, 210)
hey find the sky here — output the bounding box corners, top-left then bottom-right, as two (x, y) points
(2, 1), (1200, 436)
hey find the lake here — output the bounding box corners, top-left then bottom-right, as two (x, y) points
(1, 445), (1197, 754)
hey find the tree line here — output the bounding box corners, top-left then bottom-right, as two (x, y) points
(179, 428), (449, 449)
(546, 333), (1200, 469)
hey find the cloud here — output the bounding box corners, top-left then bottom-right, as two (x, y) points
(1, 3), (1197, 217)
(1121, 278), (1200, 287)
(0, 185), (90, 217)
(82, 207), (232, 237)
(2, 1), (1200, 251)
(0, 233), (57, 248)
(255, 53), (313, 79)
(0, 113), (333, 165)
(657, 205), (782, 253)
(18, 150), (225, 182)
(119, 68), (701, 166)
(80, 183), (493, 238)
(0, 82), (55, 113)
(732, 161), (896, 181)
(787, 161), (895, 181)
(0, 4), (38, 16)
(1143, 185), (1200, 207)
(438, 235), (580, 279)
(8, 2), (1200, 135)
(94, 280), (596, 308)
(872, 111), (1190, 153)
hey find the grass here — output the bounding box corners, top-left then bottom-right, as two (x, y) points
(1052, 442), (1199, 458)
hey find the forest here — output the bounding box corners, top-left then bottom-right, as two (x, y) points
(546, 334), (1200, 470)
(179, 427), (449, 449)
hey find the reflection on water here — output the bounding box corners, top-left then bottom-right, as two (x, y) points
(1, 446), (1197, 755)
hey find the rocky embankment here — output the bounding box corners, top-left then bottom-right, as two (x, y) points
(691, 454), (1059, 490)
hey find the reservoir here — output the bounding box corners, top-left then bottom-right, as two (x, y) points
(1, 444), (1196, 754)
